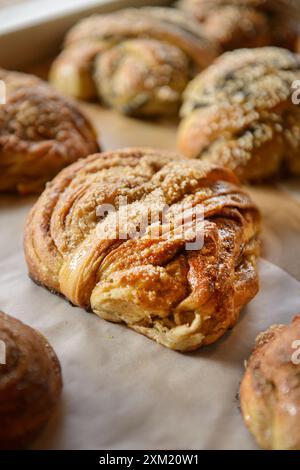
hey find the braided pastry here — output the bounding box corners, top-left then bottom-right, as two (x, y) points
(0, 68), (99, 194)
(50, 7), (218, 117)
(0, 311), (62, 449)
(24, 148), (260, 352)
(240, 315), (300, 450)
(176, 0), (300, 52)
(178, 47), (300, 182)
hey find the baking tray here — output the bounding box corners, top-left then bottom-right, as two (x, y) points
(0, 0), (172, 68)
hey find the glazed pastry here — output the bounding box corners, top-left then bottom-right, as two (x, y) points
(0, 68), (99, 194)
(0, 311), (62, 449)
(178, 47), (300, 182)
(50, 7), (218, 117)
(24, 148), (260, 351)
(176, 0), (300, 52)
(240, 315), (300, 450)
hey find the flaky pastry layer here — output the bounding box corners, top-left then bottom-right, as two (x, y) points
(0, 311), (62, 449)
(178, 47), (300, 182)
(177, 0), (300, 51)
(240, 315), (300, 450)
(50, 7), (218, 117)
(0, 69), (99, 194)
(24, 148), (260, 351)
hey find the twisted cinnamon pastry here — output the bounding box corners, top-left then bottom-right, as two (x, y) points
(240, 315), (300, 450)
(0, 69), (99, 194)
(0, 311), (62, 449)
(50, 7), (218, 117)
(176, 0), (300, 52)
(24, 148), (260, 351)
(178, 47), (300, 182)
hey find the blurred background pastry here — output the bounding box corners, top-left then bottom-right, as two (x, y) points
(176, 0), (300, 52)
(178, 47), (300, 182)
(0, 311), (62, 450)
(0, 68), (99, 194)
(24, 147), (260, 351)
(50, 7), (219, 118)
(240, 315), (300, 450)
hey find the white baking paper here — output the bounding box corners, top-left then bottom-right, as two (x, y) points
(1, 195), (300, 450)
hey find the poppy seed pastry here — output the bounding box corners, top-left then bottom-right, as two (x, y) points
(0, 311), (62, 449)
(240, 315), (300, 450)
(24, 148), (260, 351)
(0, 68), (99, 194)
(176, 0), (300, 52)
(93, 39), (190, 117)
(178, 47), (300, 182)
(49, 7), (218, 117)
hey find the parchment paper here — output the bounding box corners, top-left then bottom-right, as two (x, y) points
(1, 91), (300, 449)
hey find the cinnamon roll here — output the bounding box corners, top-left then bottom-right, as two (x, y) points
(178, 47), (300, 182)
(50, 7), (218, 117)
(24, 148), (260, 351)
(0, 311), (62, 449)
(240, 315), (300, 450)
(0, 68), (99, 194)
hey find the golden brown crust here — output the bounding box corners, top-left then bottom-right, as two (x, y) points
(0, 68), (99, 194)
(0, 311), (62, 449)
(240, 315), (300, 450)
(177, 0), (300, 51)
(65, 7), (217, 69)
(296, 36), (300, 55)
(49, 42), (107, 100)
(178, 47), (300, 182)
(94, 39), (190, 117)
(50, 7), (218, 117)
(24, 147), (260, 351)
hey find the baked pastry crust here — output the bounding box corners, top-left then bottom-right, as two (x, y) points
(94, 39), (190, 117)
(177, 0), (300, 52)
(50, 7), (218, 117)
(0, 69), (99, 194)
(0, 311), (62, 449)
(178, 47), (300, 182)
(24, 148), (260, 351)
(240, 315), (300, 450)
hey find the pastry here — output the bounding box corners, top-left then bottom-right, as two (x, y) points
(24, 148), (260, 351)
(0, 311), (62, 449)
(176, 0), (300, 52)
(49, 7), (218, 117)
(296, 35), (300, 55)
(178, 47), (300, 182)
(0, 68), (99, 194)
(240, 315), (300, 450)
(93, 39), (190, 117)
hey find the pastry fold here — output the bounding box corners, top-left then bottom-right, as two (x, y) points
(24, 148), (260, 351)
(178, 47), (300, 182)
(240, 315), (300, 450)
(0, 69), (99, 194)
(176, 0), (300, 52)
(0, 312), (62, 449)
(50, 7), (218, 117)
